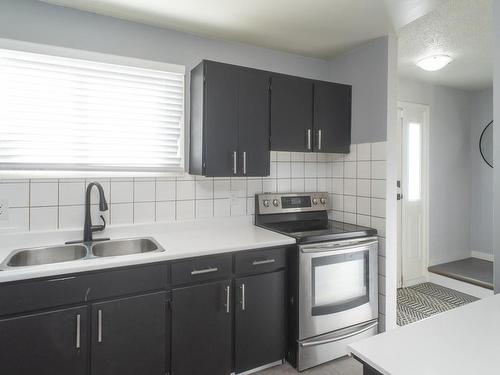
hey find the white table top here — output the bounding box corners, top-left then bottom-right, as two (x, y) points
(349, 294), (500, 375)
(0, 216), (296, 283)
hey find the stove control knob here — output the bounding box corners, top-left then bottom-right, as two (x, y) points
(273, 199), (280, 207)
(320, 197), (326, 205)
(263, 199), (270, 207)
(312, 198), (318, 205)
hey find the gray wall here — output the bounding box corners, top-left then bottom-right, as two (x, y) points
(398, 78), (471, 266)
(0, 0), (328, 79)
(469, 88), (493, 256)
(329, 37), (389, 144)
(0, 0), (393, 156)
(494, 0), (500, 293)
(0, 0), (328, 165)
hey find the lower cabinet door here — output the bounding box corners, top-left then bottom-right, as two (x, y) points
(0, 306), (88, 375)
(235, 271), (286, 373)
(171, 280), (232, 375)
(91, 291), (167, 375)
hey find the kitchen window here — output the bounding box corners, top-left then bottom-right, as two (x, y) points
(0, 44), (185, 175)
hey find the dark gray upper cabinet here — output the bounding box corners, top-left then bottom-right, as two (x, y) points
(313, 81), (351, 153)
(190, 60), (270, 177)
(270, 74), (314, 152)
(238, 68), (271, 176)
(91, 292), (167, 375)
(270, 74), (351, 153)
(0, 306), (89, 375)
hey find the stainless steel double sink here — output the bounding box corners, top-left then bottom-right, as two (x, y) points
(0, 237), (165, 270)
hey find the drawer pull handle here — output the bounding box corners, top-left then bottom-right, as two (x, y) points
(191, 267), (219, 276)
(225, 285), (230, 314)
(98, 310), (103, 343)
(240, 283), (246, 311)
(252, 259), (276, 266)
(75, 314), (81, 349)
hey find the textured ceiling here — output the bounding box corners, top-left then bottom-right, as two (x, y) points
(39, 0), (401, 59)
(398, 0), (493, 91)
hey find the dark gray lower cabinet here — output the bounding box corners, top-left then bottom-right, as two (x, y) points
(171, 280), (232, 375)
(91, 291), (167, 375)
(0, 305), (88, 375)
(235, 271), (286, 373)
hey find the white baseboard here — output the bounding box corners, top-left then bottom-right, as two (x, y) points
(470, 251), (494, 262)
(428, 273), (493, 299)
(235, 360), (283, 375)
(402, 276), (428, 287)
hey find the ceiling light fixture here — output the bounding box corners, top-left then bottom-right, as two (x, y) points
(416, 55), (452, 71)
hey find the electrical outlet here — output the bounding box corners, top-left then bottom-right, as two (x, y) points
(0, 201), (9, 221)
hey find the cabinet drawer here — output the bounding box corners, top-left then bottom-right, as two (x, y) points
(235, 247), (286, 275)
(171, 255), (232, 285)
(86, 263), (168, 301)
(0, 275), (89, 316)
(0, 263), (168, 316)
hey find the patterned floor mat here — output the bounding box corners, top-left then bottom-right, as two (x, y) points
(397, 282), (478, 326)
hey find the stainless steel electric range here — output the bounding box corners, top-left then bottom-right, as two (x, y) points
(255, 192), (379, 371)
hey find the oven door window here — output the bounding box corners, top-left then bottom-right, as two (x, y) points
(311, 250), (369, 316)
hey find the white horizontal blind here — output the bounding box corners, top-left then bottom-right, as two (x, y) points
(0, 48), (185, 173)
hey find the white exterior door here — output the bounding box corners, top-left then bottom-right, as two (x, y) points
(397, 102), (429, 287)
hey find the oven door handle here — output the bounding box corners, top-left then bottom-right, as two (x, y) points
(299, 320), (378, 348)
(300, 238), (378, 254)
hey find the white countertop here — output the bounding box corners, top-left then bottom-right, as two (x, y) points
(349, 294), (500, 375)
(0, 216), (295, 283)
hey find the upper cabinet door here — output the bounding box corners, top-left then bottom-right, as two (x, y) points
(91, 292), (167, 375)
(313, 81), (351, 153)
(238, 68), (270, 177)
(270, 75), (314, 152)
(204, 62), (239, 176)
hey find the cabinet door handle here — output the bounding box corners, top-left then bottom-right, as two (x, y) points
(242, 151), (247, 175)
(191, 267), (218, 275)
(240, 283), (246, 311)
(252, 258), (276, 266)
(317, 129), (322, 150)
(97, 309), (103, 343)
(225, 285), (230, 314)
(306, 129), (312, 150)
(233, 151), (237, 174)
(75, 314), (81, 349)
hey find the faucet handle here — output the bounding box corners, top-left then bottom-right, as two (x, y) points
(92, 215), (107, 233)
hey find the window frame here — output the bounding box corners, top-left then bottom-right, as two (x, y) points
(0, 38), (186, 178)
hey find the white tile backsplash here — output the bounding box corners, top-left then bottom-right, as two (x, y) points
(134, 181), (155, 202)
(30, 182), (58, 207)
(0, 143), (387, 236)
(195, 199), (213, 219)
(30, 207), (58, 231)
(176, 180), (195, 201)
(0, 182), (30, 208)
(59, 182), (85, 206)
(195, 180), (214, 200)
(59, 205), (85, 229)
(156, 180), (176, 201)
(176, 200), (195, 220)
(156, 201), (176, 222)
(110, 203), (133, 225)
(110, 181), (133, 204)
(134, 202), (155, 223)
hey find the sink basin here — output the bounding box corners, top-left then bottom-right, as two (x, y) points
(5, 244), (88, 267)
(91, 238), (163, 258)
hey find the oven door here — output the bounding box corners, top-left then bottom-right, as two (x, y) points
(298, 237), (378, 340)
